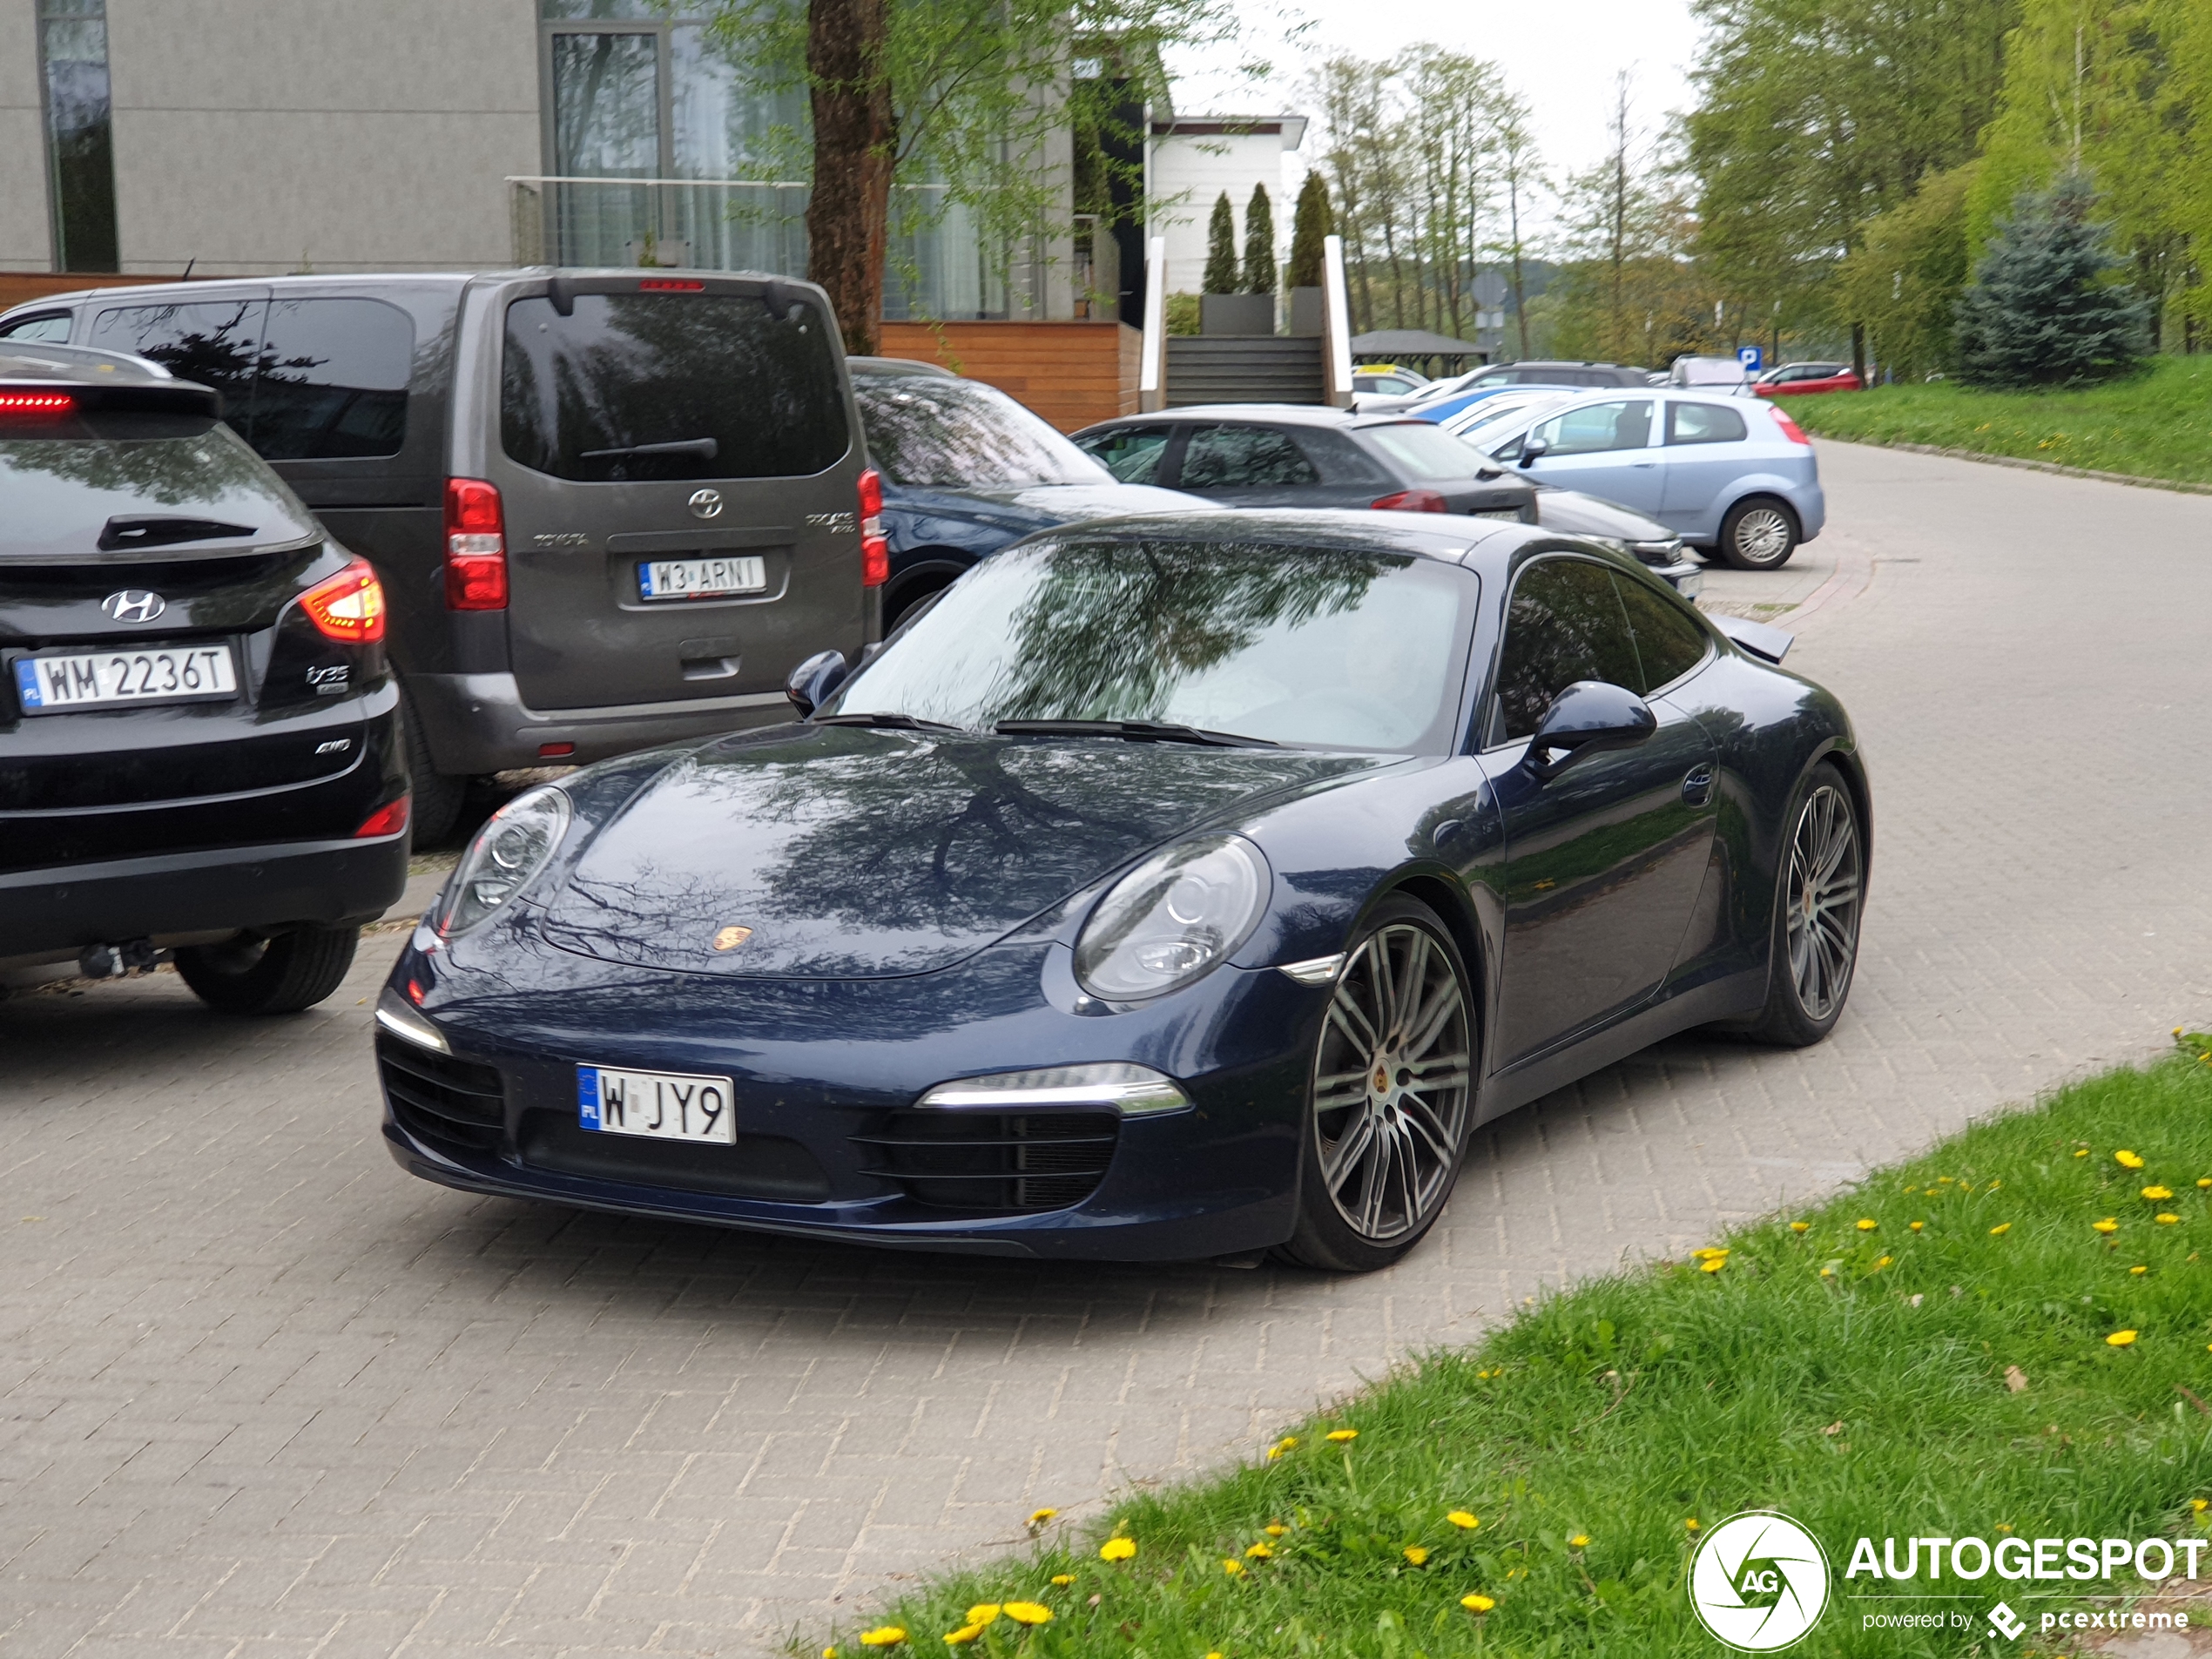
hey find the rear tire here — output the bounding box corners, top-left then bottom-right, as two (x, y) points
(1277, 895), (1475, 1272)
(174, 924), (360, 1015)
(1716, 496), (1800, 570)
(1745, 761), (1865, 1046)
(401, 688), (466, 847)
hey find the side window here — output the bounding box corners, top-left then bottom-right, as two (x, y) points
(1, 313), (73, 342)
(1529, 398), (1653, 456)
(1076, 426), (1170, 485)
(249, 298), (414, 460)
(1613, 574), (1711, 691)
(1177, 424), (1318, 489)
(90, 299), (266, 415)
(1489, 558), (1643, 742)
(1666, 401), (1748, 445)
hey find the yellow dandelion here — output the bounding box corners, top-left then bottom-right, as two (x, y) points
(2075, 1149), (2090, 1158)
(2118, 1150), (2146, 1170)
(1569, 1534), (1590, 1548)
(1875, 1255), (1892, 1268)
(965, 1606), (1001, 1627)
(1686, 1518), (1702, 1531)
(1100, 1537), (1136, 1562)
(1988, 1180), (2002, 1191)
(1700, 1257), (1726, 1273)
(1989, 1223), (2011, 1236)
(826, 1649), (840, 1658)
(1207, 1653), (1224, 1659)
(1996, 1523), (2013, 1533)
(1790, 1221), (1810, 1232)
(2145, 1186), (2175, 1201)
(2160, 1214), (2181, 1224)
(1002, 1603), (1051, 1627)
(2199, 1179), (2211, 1190)
(2132, 1264), (2149, 1275)
(1265, 1436), (1298, 1460)
(1692, 1247), (1729, 1260)
(1856, 1218), (1878, 1231)
(2094, 1218), (2119, 1233)
(1404, 1546), (1430, 1565)
(2195, 1500), (2209, 1514)
(1049, 1575), (1074, 1588)
(1325, 1428), (1359, 1443)
(1819, 1265), (1835, 1278)
(1909, 1221), (1924, 1232)
(942, 1628), (982, 1648)
(1264, 1523), (1287, 1537)
(1244, 1541), (1273, 1559)
(2107, 1330), (2139, 1346)
(1221, 1558), (1244, 1577)
(860, 1629), (907, 1649)
(1027, 1508), (1057, 1528)
(1939, 1177), (1954, 1184)
(1462, 1594), (1496, 1614)
(1447, 1511), (1480, 1529)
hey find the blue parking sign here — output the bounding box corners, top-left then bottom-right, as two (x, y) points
(1737, 346), (1764, 373)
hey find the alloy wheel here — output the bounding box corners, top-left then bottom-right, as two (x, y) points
(1733, 506), (1793, 564)
(1784, 782), (1863, 1020)
(1311, 923), (1473, 1244)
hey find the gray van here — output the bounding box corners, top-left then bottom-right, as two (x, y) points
(0, 271), (880, 841)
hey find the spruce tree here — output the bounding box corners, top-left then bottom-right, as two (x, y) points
(1242, 184), (1277, 294)
(1286, 172), (1332, 289)
(1954, 174), (2150, 388)
(1203, 192), (1239, 294)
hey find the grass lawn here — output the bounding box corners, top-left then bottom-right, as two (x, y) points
(825, 1035), (2212, 1658)
(1786, 355), (2212, 486)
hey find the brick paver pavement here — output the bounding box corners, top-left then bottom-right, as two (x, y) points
(4, 442), (2209, 1656)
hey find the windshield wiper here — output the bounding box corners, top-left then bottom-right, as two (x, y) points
(994, 718), (1278, 748)
(98, 515), (258, 551)
(813, 711), (967, 733)
(578, 436), (718, 462)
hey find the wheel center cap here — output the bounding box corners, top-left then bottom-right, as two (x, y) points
(1372, 1063), (1391, 1093)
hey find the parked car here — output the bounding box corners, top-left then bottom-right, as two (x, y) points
(1352, 366), (1430, 397)
(0, 270), (880, 844)
(1070, 407), (1536, 520)
(1437, 388), (1581, 448)
(0, 343), (408, 1010)
(1756, 361), (1865, 396)
(1405, 380), (1581, 427)
(1467, 389), (1825, 570)
(1461, 361), (1650, 389)
(1669, 355), (1751, 390)
(374, 509), (1868, 1267)
(847, 357), (1203, 630)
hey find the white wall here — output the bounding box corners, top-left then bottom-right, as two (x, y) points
(1149, 126), (1294, 297)
(0, 3), (54, 272)
(105, 0), (541, 275)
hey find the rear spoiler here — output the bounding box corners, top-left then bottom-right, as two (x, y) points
(1710, 612), (1793, 664)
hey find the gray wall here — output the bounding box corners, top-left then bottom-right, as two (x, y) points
(1, 3), (54, 270)
(12, 0), (543, 276)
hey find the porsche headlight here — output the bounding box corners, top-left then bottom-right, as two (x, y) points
(437, 785), (571, 936)
(1074, 834), (1270, 1001)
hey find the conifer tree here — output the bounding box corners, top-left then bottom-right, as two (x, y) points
(1955, 174), (2150, 387)
(1203, 192), (1239, 294)
(1242, 183), (1277, 294)
(1286, 172), (1333, 289)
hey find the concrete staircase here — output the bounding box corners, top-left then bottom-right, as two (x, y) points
(1163, 337), (1326, 406)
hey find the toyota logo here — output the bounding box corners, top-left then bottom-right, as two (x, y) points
(101, 590), (167, 623)
(688, 489), (724, 520)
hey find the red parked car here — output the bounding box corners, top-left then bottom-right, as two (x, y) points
(1756, 362), (1865, 396)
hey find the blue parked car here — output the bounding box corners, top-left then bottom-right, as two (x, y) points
(1467, 388), (1826, 570)
(849, 358), (1201, 628)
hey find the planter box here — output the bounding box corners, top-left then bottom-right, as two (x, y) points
(1201, 293), (1275, 337)
(1288, 287), (1325, 337)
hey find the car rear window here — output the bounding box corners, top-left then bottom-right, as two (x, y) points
(501, 292), (849, 482)
(853, 374), (1104, 488)
(1362, 421), (1486, 480)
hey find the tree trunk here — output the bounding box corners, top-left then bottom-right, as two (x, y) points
(806, 0), (895, 357)
(1851, 320), (1866, 382)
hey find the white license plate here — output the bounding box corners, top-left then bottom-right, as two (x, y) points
(1474, 508), (1525, 522)
(14, 643), (239, 713)
(577, 1065), (737, 1144)
(638, 556), (767, 601)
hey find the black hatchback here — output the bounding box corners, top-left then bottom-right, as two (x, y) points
(1, 344), (408, 1012)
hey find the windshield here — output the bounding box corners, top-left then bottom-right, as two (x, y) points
(853, 374), (1108, 488)
(1363, 421), (1494, 480)
(1450, 392), (1574, 440)
(828, 537), (1475, 752)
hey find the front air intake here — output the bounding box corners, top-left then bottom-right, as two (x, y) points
(853, 1111), (1119, 1213)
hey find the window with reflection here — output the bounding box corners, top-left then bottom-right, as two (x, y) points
(853, 376), (1107, 488)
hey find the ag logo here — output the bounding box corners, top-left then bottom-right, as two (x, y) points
(1688, 1511), (1829, 1651)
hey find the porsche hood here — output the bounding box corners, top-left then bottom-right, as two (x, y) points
(536, 726), (1386, 979)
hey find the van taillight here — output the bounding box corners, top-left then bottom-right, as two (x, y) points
(443, 477), (509, 610)
(300, 559), (387, 642)
(858, 466), (890, 587)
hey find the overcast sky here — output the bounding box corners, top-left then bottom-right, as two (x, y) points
(1164, 0), (1707, 228)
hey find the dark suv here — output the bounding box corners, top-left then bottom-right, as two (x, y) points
(0, 344), (408, 1011)
(0, 271), (879, 842)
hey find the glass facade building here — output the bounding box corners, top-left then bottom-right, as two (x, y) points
(37, 0), (118, 272)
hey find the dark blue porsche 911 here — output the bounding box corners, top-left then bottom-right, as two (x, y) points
(376, 510), (1869, 1271)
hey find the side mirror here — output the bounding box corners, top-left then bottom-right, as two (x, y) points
(1516, 435), (1550, 469)
(786, 649), (849, 718)
(1524, 680), (1656, 779)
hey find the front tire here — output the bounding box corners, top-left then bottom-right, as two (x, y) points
(174, 924), (360, 1015)
(1746, 762), (1865, 1046)
(1278, 896), (1475, 1272)
(1716, 496), (1800, 570)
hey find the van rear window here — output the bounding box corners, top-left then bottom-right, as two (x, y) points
(501, 293), (848, 482)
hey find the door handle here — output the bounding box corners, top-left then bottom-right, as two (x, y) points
(1682, 763), (1716, 806)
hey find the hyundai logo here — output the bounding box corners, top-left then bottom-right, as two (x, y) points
(688, 489), (724, 520)
(101, 590), (167, 623)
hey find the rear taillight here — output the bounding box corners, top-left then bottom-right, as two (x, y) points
(0, 389), (74, 419)
(354, 795), (411, 839)
(638, 278), (705, 292)
(858, 466), (890, 587)
(444, 477), (509, 610)
(1769, 408), (1813, 446)
(1372, 489), (1448, 513)
(300, 559), (387, 643)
